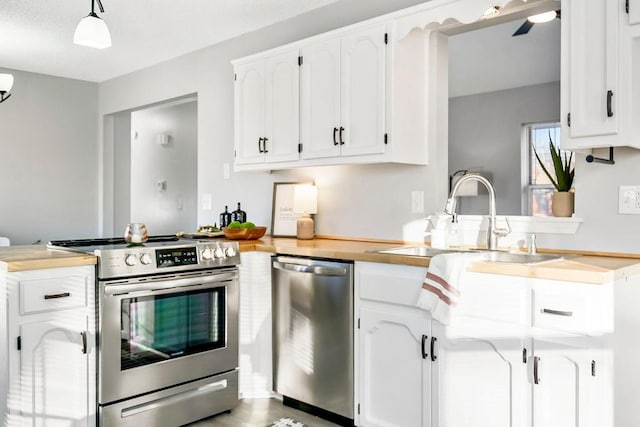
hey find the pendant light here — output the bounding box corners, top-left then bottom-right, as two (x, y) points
(0, 73), (14, 104)
(74, 0), (111, 49)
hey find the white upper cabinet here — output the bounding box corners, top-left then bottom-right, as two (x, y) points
(234, 48), (300, 168)
(561, 0), (640, 150)
(300, 36), (343, 160)
(561, 0), (622, 149)
(301, 24), (387, 160)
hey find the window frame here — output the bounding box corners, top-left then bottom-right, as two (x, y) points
(521, 122), (562, 216)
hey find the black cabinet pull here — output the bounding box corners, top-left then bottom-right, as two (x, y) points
(263, 137), (269, 153)
(430, 336), (437, 361)
(44, 292), (70, 300)
(258, 137), (264, 153)
(339, 127), (345, 145)
(607, 90), (614, 117)
(421, 335), (428, 359)
(533, 356), (541, 384)
(333, 127), (339, 145)
(81, 331), (87, 354)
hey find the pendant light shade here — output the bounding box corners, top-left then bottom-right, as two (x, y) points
(74, 0), (111, 49)
(0, 73), (14, 104)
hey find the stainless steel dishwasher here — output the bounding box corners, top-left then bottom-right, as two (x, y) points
(272, 255), (354, 426)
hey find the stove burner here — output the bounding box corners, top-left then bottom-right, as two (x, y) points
(48, 235), (180, 248)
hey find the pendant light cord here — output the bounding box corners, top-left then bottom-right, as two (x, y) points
(93, 0), (105, 14)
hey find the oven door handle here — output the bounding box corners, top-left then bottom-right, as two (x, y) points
(103, 270), (238, 295)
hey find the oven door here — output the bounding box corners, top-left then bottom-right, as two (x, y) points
(98, 268), (239, 405)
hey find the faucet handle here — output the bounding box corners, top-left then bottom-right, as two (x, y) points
(493, 216), (511, 238)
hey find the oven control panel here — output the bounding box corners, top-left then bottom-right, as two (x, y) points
(156, 247), (198, 268)
(95, 241), (241, 279)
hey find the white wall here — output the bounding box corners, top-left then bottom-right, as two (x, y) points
(129, 101), (198, 234)
(0, 68), (98, 245)
(449, 81), (561, 216)
(2, 1), (636, 251)
(98, 0), (432, 240)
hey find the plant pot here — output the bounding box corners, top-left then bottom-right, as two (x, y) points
(551, 191), (574, 217)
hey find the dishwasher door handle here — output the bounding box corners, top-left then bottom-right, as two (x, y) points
(273, 261), (347, 276)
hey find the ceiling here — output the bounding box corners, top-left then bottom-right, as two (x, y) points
(0, 0), (340, 82)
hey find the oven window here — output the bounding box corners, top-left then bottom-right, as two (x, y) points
(121, 287), (226, 370)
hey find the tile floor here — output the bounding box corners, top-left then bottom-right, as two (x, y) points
(189, 398), (341, 427)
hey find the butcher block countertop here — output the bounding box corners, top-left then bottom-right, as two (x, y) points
(2, 237), (639, 284)
(0, 245), (97, 272)
(242, 237), (640, 284)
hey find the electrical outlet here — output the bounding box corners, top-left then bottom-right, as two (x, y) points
(223, 163), (230, 180)
(619, 186), (640, 214)
(411, 190), (424, 214)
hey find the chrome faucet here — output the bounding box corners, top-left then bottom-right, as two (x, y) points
(443, 174), (510, 250)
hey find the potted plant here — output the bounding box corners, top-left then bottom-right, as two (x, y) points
(533, 133), (575, 217)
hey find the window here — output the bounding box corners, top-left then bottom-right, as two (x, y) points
(523, 123), (572, 216)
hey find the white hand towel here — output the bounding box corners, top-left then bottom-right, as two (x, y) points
(416, 252), (482, 324)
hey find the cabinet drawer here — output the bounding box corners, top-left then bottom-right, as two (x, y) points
(532, 281), (613, 335)
(20, 275), (88, 314)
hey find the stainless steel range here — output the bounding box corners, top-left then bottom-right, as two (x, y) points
(48, 235), (240, 426)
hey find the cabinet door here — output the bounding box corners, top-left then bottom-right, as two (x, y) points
(300, 37), (342, 160)
(341, 24), (387, 157)
(264, 49), (300, 163)
(432, 323), (528, 427)
(358, 305), (431, 427)
(18, 317), (93, 426)
(531, 339), (593, 427)
(629, 0), (640, 25)
(563, 0), (619, 142)
(235, 60), (266, 165)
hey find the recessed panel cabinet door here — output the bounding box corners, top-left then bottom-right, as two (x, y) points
(564, 0), (619, 140)
(300, 37), (342, 160)
(531, 339), (593, 427)
(235, 61), (266, 165)
(432, 326), (528, 427)
(265, 49), (300, 163)
(358, 306), (431, 427)
(341, 24), (387, 157)
(18, 318), (92, 427)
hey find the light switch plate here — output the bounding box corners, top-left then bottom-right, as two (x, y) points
(201, 193), (212, 211)
(411, 190), (424, 214)
(618, 185), (640, 214)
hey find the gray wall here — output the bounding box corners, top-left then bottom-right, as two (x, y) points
(449, 81), (561, 216)
(0, 68), (98, 244)
(130, 101), (198, 234)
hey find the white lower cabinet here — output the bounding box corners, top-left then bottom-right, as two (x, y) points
(358, 305), (431, 427)
(431, 322), (529, 427)
(355, 262), (613, 427)
(531, 339), (586, 427)
(1, 266), (96, 427)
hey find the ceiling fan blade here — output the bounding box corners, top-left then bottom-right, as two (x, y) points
(512, 20), (535, 36)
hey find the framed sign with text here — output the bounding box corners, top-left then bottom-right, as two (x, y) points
(271, 181), (313, 237)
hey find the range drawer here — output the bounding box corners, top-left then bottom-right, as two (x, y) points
(20, 274), (88, 315)
(531, 280), (613, 335)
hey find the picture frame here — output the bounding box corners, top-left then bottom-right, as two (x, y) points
(271, 181), (314, 237)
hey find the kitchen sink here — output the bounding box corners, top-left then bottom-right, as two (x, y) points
(372, 246), (473, 257)
(372, 246), (561, 265)
(479, 251), (561, 264)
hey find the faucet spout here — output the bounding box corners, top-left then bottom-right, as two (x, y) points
(444, 174), (507, 250)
